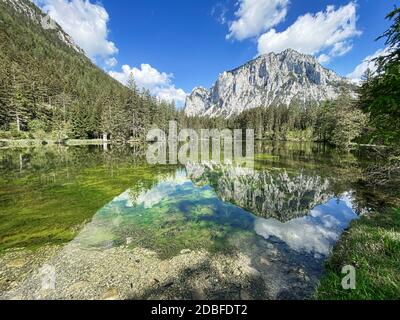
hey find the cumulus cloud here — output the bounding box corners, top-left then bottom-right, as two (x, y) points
(37, 0), (118, 60)
(109, 64), (187, 105)
(347, 48), (391, 83)
(257, 2), (361, 62)
(155, 87), (187, 105)
(110, 64), (170, 89)
(227, 0), (290, 41)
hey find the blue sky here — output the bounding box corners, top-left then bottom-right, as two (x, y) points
(36, 0), (397, 106)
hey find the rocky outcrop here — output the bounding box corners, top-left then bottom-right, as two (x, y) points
(185, 49), (353, 118)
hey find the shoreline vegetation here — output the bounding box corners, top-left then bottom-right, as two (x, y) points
(0, 138), (103, 148)
(0, 137), (391, 149)
(0, 138), (145, 148)
(316, 208), (400, 300)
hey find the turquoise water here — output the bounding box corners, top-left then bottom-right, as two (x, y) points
(77, 166), (358, 261)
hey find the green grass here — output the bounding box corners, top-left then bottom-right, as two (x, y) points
(316, 208), (400, 300)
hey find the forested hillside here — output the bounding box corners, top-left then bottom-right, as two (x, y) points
(0, 0), (177, 141)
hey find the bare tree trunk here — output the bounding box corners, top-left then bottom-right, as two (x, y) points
(103, 133), (109, 151)
(19, 153), (23, 172)
(16, 114), (20, 132)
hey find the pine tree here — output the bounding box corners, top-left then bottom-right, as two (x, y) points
(9, 72), (31, 132)
(0, 59), (10, 129)
(126, 75), (141, 140)
(359, 7), (400, 145)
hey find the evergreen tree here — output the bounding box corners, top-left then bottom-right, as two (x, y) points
(359, 7), (400, 145)
(9, 73), (31, 132)
(328, 91), (368, 148)
(0, 0), (177, 139)
(125, 76), (142, 140)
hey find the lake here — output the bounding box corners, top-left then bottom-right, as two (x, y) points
(0, 142), (398, 300)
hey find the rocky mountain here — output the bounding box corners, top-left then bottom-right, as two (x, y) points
(185, 49), (354, 118)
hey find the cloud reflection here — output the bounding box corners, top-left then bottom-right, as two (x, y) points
(254, 195), (358, 255)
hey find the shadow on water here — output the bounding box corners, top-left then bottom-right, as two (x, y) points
(127, 258), (269, 300)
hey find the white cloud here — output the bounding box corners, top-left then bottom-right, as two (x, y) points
(37, 0), (118, 60)
(105, 57), (118, 68)
(254, 197), (358, 255)
(155, 87), (187, 105)
(330, 41), (353, 57)
(257, 2), (361, 62)
(211, 2), (229, 25)
(227, 0), (290, 41)
(109, 64), (170, 89)
(109, 64), (187, 105)
(347, 48), (390, 83)
(317, 54), (331, 64)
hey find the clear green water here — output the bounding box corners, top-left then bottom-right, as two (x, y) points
(0, 142), (398, 297)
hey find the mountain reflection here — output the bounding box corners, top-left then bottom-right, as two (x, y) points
(186, 162), (332, 222)
(64, 166), (358, 259)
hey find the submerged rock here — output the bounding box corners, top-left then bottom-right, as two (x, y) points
(0, 243), (322, 300)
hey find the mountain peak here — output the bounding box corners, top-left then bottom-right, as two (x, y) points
(185, 49), (352, 118)
(257, 48), (312, 60)
(282, 48), (305, 55)
(269, 49), (319, 65)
